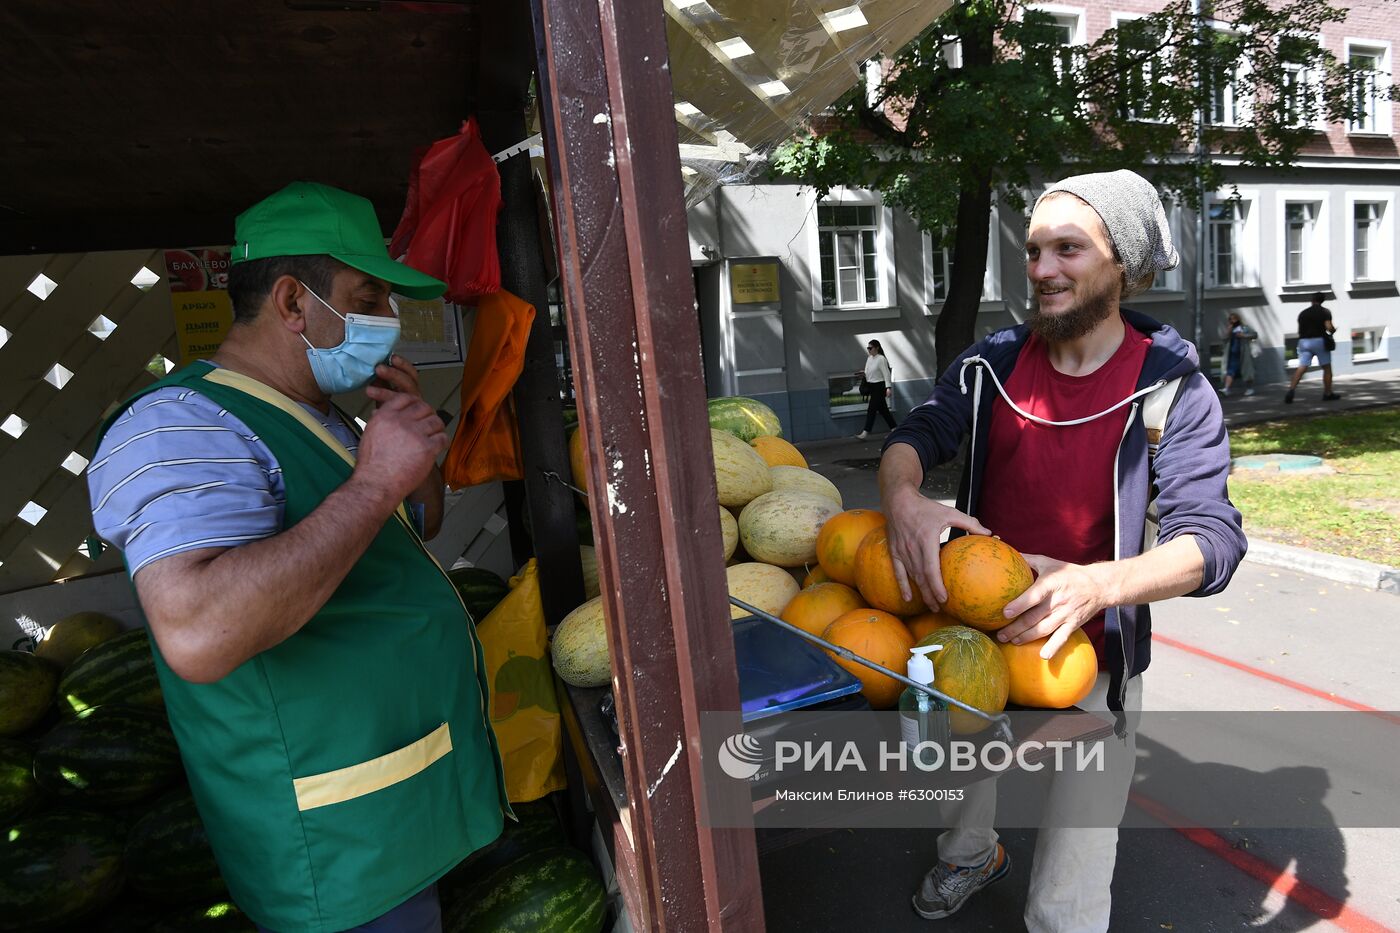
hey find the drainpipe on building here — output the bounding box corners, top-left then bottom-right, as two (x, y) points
(1192, 0), (1208, 363)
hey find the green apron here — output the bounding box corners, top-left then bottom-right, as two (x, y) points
(98, 362), (508, 932)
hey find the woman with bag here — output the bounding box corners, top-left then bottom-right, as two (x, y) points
(856, 339), (896, 440)
(1220, 312), (1257, 396)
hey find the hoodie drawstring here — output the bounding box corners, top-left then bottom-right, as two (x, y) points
(957, 355), (1168, 427)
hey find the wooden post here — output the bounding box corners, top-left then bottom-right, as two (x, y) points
(529, 0), (765, 928)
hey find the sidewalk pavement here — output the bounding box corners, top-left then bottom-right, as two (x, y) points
(795, 367), (1400, 591)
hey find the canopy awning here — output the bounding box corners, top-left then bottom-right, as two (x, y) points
(0, 0), (950, 252)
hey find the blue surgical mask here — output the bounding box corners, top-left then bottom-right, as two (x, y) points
(298, 280), (401, 395)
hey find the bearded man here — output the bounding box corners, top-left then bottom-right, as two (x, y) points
(878, 170), (1246, 932)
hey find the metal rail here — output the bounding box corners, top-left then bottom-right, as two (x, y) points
(727, 597), (1016, 746)
(542, 468), (1017, 745)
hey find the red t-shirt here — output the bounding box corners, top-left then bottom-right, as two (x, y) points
(977, 317), (1151, 667)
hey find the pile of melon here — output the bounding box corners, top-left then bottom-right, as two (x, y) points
(550, 396), (1099, 731)
(779, 514), (1099, 727)
(552, 397), (845, 688)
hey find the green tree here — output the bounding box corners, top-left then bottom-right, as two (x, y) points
(774, 0), (1390, 373)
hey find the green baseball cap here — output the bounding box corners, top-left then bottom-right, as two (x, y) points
(231, 181), (446, 299)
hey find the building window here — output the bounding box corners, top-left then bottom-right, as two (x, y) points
(1348, 43), (1390, 134)
(1354, 201), (1383, 281)
(1284, 201), (1318, 284)
(1115, 16), (1167, 121)
(1028, 5), (1084, 84)
(1149, 201), (1179, 290)
(828, 372), (866, 412)
(818, 204), (882, 307)
(1279, 35), (1322, 128)
(1208, 200), (1247, 286)
(929, 239), (952, 303)
(1351, 326), (1387, 358)
(1205, 29), (1248, 126)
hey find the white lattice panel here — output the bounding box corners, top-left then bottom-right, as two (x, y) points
(0, 251), (504, 603)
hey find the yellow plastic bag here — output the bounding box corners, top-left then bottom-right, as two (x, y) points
(476, 559), (566, 803)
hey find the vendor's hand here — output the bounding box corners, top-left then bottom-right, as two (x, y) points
(997, 554), (1107, 658)
(882, 487), (990, 610)
(885, 388), (892, 396)
(372, 354), (424, 400)
(355, 387), (448, 505)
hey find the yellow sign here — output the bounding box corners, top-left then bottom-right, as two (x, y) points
(731, 262), (780, 304)
(173, 291), (234, 367)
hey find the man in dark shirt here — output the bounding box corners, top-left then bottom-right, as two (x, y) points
(1285, 292), (1341, 403)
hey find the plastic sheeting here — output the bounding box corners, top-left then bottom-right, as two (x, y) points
(663, 0), (954, 206)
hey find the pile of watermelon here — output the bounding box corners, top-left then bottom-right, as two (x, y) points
(4, 610), (611, 933)
(0, 614), (250, 931)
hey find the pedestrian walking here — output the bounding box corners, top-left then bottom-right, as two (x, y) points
(856, 338), (896, 440)
(1220, 311), (1257, 396)
(1285, 292), (1342, 403)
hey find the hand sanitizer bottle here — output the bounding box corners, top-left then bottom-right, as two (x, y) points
(899, 645), (950, 768)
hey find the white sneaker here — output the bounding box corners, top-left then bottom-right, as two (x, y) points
(1244, 388), (1255, 396)
(856, 431), (868, 440)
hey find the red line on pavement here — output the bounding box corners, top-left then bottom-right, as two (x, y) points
(1130, 792), (1398, 933)
(1153, 634), (1400, 726)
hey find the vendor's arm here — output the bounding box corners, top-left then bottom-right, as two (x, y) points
(374, 354), (444, 539)
(134, 388), (447, 683)
(997, 537), (1204, 657)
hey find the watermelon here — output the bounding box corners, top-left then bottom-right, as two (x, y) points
(58, 628), (164, 716)
(443, 846), (606, 933)
(0, 739), (40, 823)
(34, 705), (181, 807)
(124, 788), (227, 902)
(439, 799), (568, 913)
(35, 612), (124, 670)
(0, 810), (126, 931)
(148, 899), (257, 933)
(449, 567), (511, 624)
(0, 650), (59, 736)
(707, 396), (782, 443)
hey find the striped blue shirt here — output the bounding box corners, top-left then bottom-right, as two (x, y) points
(88, 379), (360, 577)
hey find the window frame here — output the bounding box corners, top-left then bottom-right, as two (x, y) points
(1345, 191), (1394, 285)
(1350, 326), (1390, 363)
(920, 206), (1003, 313)
(1204, 22), (1253, 127)
(1277, 31), (1326, 132)
(1276, 190), (1331, 288)
(1027, 3), (1087, 85)
(1111, 11), (1173, 124)
(809, 188), (896, 312)
(1205, 194), (1258, 288)
(1344, 39), (1392, 136)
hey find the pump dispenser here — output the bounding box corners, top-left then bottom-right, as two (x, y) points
(899, 645), (950, 763)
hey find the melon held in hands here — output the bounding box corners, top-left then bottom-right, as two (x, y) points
(999, 628), (1098, 709)
(940, 535), (1033, 631)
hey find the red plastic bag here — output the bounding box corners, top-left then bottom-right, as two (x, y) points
(391, 117), (502, 303)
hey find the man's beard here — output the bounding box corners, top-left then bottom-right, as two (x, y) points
(1029, 278), (1118, 342)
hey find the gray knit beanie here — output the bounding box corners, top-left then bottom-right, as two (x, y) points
(1036, 170), (1179, 284)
